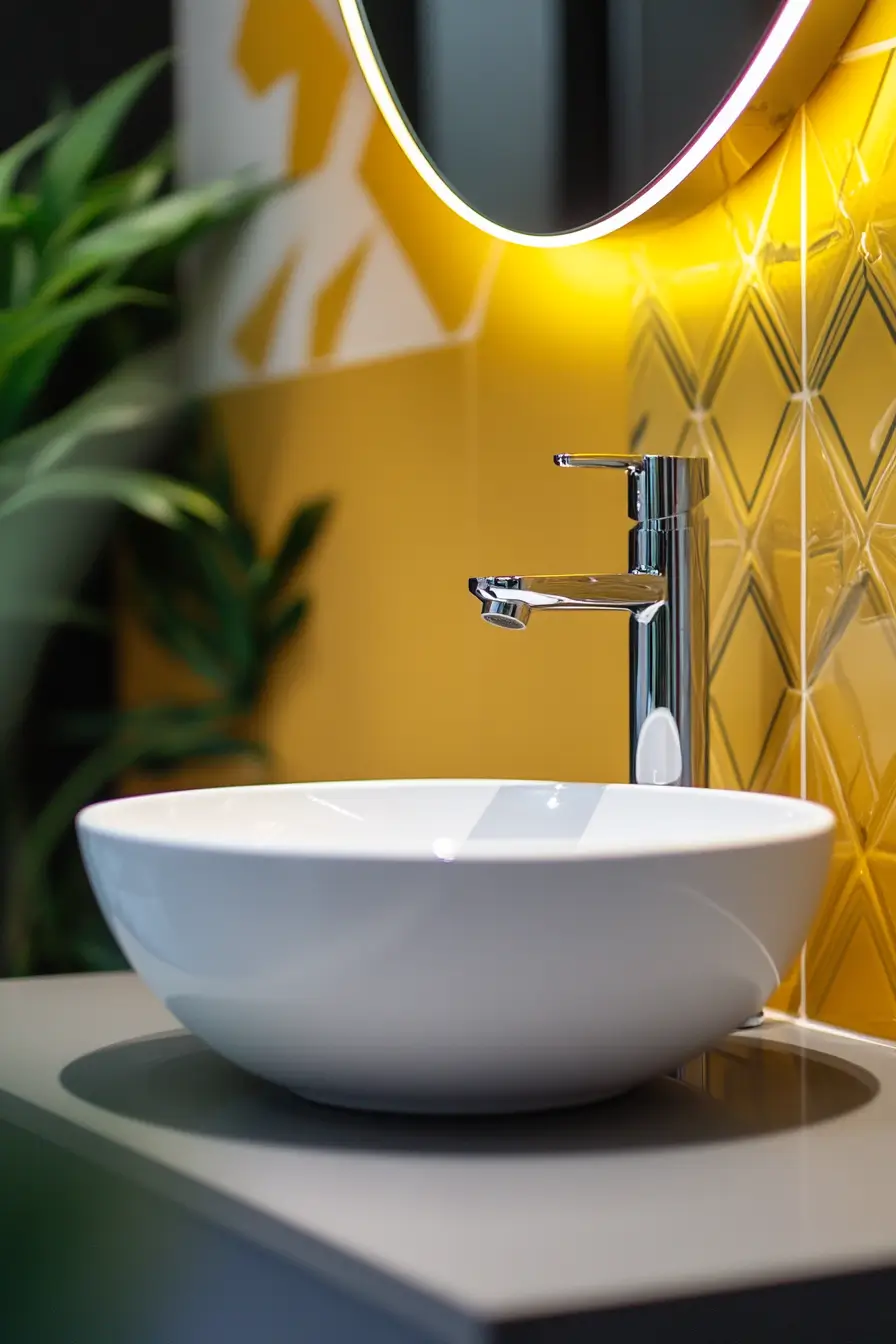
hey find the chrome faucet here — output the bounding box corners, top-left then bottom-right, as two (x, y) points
(469, 454), (709, 787)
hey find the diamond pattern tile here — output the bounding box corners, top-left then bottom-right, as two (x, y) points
(813, 261), (896, 503)
(840, 53), (896, 227)
(810, 574), (896, 847)
(803, 119), (859, 372)
(628, 304), (744, 642)
(731, 119), (803, 369)
(752, 418), (801, 669)
(711, 577), (796, 792)
(639, 202), (743, 387)
(705, 289), (799, 514)
(628, 303), (696, 460)
(807, 875), (896, 1039)
(805, 707), (860, 913)
(806, 49), (892, 233)
(625, 18), (896, 1033)
(806, 413), (863, 672)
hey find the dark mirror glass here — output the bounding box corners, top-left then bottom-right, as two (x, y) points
(359, 0), (784, 235)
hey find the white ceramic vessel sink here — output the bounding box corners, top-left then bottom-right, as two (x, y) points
(77, 781), (834, 1114)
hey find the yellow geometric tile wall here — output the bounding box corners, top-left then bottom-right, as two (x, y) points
(630, 0), (896, 1036)
(132, 0), (896, 1041)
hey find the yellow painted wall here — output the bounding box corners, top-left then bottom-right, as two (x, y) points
(129, 0), (896, 1039)
(134, 0), (634, 790)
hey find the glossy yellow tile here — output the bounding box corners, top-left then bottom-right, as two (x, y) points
(767, 959), (802, 1016)
(809, 574), (896, 846)
(841, 0), (896, 54)
(705, 290), (800, 516)
(710, 576), (798, 793)
(753, 416), (802, 668)
(805, 413), (862, 672)
(636, 203), (743, 389)
(812, 260), (896, 504)
(628, 303), (695, 460)
(807, 876), (896, 1040)
(806, 49), (892, 237)
(729, 120), (803, 369)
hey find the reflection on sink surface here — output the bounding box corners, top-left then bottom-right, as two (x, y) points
(61, 1029), (877, 1151)
(76, 780), (835, 1114)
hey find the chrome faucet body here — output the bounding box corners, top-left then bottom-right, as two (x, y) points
(470, 454), (709, 787)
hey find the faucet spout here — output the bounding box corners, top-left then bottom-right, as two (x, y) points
(467, 451), (708, 790)
(469, 573), (667, 627)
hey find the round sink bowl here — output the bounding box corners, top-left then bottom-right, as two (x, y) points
(77, 780), (834, 1114)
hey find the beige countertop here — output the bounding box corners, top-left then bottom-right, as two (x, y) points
(3, 972), (896, 1341)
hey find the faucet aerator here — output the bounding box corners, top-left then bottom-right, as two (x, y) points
(481, 599), (529, 631)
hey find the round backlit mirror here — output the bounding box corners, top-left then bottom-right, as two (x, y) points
(337, 0), (863, 245)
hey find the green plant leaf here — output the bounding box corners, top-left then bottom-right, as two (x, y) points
(128, 563), (235, 689)
(263, 596), (309, 656)
(139, 730), (266, 773)
(134, 520), (257, 695)
(0, 465), (224, 526)
(8, 236), (37, 306)
(0, 598), (107, 630)
(71, 932), (127, 973)
(0, 284), (167, 368)
(0, 117), (63, 206)
(0, 194), (35, 237)
(43, 136), (175, 256)
(39, 52), (169, 231)
(0, 341), (183, 471)
(0, 330), (72, 441)
(200, 443), (258, 569)
(193, 540), (256, 678)
(0, 287), (171, 440)
(114, 134), (175, 210)
(45, 175), (278, 297)
(259, 497), (332, 599)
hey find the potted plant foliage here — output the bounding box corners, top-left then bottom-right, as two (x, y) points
(0, 53), (307, 975)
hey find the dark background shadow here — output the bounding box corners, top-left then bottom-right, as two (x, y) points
(60, 1027), (879, 1156)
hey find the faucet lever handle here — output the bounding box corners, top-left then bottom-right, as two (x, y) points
(554, 454), (643, 471)
(553, 453), (708, 524)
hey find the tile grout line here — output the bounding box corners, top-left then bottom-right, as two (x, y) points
(799, 105), (809, 1020)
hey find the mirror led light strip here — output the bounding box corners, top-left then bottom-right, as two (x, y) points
(336, 0), (813, 249)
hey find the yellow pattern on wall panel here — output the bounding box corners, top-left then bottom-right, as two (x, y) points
(234, 0), (349, 177)
(358, 114), (497, 334)
(803, 19), (896, 1039)
(626, 0), (896, 1036)
(232, 248), (299, 369)
(311, 235), (372, 358)
(156, 0), (896, 1039)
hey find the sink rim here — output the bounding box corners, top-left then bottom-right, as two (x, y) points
(77, 779), (836, 865)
